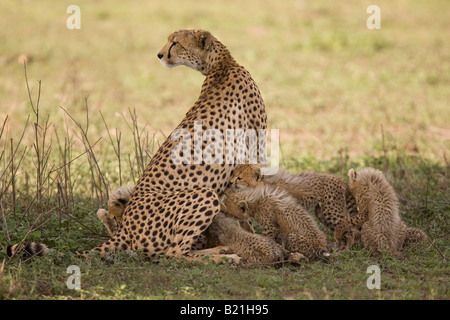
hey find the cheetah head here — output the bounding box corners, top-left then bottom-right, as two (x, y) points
(348, 167), (385, 212)
(157, 29), (213, 75)
(107, 185), (134, 220)
(221, 190), (251, 220)
(229, 164), (262, 190)
(348, 167), (384, 189)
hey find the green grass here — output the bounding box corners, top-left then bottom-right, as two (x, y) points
(1, 153), (448, 300)
(2, 249), (447, 300)
(0, 0), (449, 300)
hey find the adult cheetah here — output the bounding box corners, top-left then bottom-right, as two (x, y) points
(78, 29), (267, 263)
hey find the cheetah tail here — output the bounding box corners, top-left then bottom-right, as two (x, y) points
(6, 242), (49, 259)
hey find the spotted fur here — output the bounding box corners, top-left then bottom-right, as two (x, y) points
(222, 184), (330, 261)
(348, 167), (427, 257)
(229, 164), (363, 250)
(205, 213), (295, 265)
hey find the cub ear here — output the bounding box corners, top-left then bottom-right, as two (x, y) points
(219, 201), (227, 212)
(348, 168), (357, 182)
(255, 166), (262, 182)
(238, 200), (249, 213)
(198, 31), (212, 49)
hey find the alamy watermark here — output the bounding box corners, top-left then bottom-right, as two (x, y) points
(66, 5), (81, 30)
(170, 121), (279, 175)
(367, 5), (381, 30)
(66, 5), (380, 31)
(66, 265), (81, 289)
(366, 265), (381, 290)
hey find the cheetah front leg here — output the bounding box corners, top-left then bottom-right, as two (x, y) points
(168, 236), (241, 264)
(189, 246), (242, 264)
(318, 196), (356, 252)
(333, 220), (355, 252)
(282, 233), (330, 261)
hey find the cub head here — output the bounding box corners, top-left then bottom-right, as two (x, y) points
(348, 167), (384, 188)
(221, 191), (250, 220)
(347, 168), (365, 206)
(348, 167), (387, 212)
(229, 164), (262, 190)
(157, 29), (214, 75)
(108, 199), (127, 220)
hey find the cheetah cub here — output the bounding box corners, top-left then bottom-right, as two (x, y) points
(97, 185), (134, 237)
(230, 165), (363, 250)
(222, 184), (330, 261)
(205, 213), (303, 265)
(348, 167), (427, 257)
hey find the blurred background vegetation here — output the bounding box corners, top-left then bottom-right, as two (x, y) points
(1, 0), (449, 164)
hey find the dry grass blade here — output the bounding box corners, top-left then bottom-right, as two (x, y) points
(100, 110), (123, 186)
(60, 103), (109, 202)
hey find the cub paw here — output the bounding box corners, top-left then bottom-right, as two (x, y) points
(97, 208), (109, 223)
(288, 252), (308, 263)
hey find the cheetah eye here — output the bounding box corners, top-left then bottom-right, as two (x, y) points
(168, 42), (178, 59)
(236, 177), (242, 181)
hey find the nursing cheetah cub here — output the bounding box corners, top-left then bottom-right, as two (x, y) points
(206, 213), (304, 265)
(222, 185), (330, 261)
(348, 167), (427, 257)
(230, 165), (363, 250)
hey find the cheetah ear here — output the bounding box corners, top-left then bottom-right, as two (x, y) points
(238, 200), (249, 213)
(198, 31), (212, 49)
(348, 168), (357, 182)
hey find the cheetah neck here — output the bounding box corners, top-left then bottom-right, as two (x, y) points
(203, 40), (238, 76)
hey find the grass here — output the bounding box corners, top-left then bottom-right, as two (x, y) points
(1, 249), (446, 300)
(0, 0), (449, 300)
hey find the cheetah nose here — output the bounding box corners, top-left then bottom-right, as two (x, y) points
(157, 53), (163, 59)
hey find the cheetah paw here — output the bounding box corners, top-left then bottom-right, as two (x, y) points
(222, 254), (242, 265)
